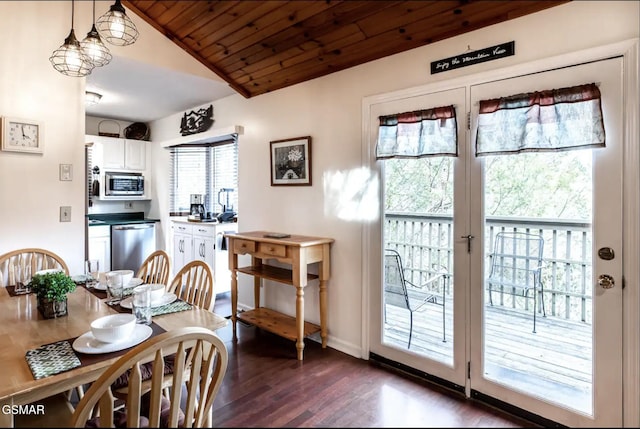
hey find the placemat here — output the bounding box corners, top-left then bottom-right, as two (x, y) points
(79, 282), (135, 300)
(152, 300), (193, 317)
(25, 340), (81, 380)
(6, 285), (33, 297)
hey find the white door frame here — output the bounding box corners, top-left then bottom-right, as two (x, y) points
(361, 38), (639, 426)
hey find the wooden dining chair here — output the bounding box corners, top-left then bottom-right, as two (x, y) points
(136, 249), (171, 286)
(69, 327), (228, 428)
(167, 260), (215, 311)
(0, 247), (69, 287)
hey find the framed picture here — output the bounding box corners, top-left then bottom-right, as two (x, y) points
(270, 136), (312, 186)
(1, 116), (44, 154)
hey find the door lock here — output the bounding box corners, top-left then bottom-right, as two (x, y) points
(598, 274), (615, 289)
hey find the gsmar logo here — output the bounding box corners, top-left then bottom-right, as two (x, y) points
(2, 404), (45, 415)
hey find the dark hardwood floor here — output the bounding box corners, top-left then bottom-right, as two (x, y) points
(212, 294), (535, 428)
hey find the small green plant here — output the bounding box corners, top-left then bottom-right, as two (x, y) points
(28, 271), (76, 302)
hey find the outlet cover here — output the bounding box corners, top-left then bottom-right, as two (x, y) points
(124, 202), (133, 209)
(60, 206), (71, 222)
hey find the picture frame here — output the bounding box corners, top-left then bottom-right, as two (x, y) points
(1, 116), (44, 154)
(270, 136), (312, 186)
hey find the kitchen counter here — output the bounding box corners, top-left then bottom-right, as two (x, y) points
(87, 212), (159, 226)
(171, 216), (237, 225)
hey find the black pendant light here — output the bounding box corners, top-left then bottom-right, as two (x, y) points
(81, 0), (112, 67)
(50, 0), (94, 77)
(96, 0), (139, 47)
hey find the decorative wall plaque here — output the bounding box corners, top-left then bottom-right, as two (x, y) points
(180, 104), (214, 136)
(431, 41), (515, 74)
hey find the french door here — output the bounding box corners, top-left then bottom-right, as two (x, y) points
(368, 56), (624, 427)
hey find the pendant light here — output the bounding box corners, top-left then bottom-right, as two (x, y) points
(85, 91), (103, 105)
(50, 0), (94, 77)
(81, 0), (112, 67)
(96, 0), (139, 47)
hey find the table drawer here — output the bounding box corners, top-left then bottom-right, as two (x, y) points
(233, 239), (256, 254)
(258, 242), (287, 258)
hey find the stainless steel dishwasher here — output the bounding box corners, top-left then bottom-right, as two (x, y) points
(111, 223), (156, 272)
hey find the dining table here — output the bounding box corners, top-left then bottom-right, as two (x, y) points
(0, 282), (228, 427)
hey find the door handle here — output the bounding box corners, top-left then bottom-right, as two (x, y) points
(461, 235), (474, 253)
(598, 274), (615, 289)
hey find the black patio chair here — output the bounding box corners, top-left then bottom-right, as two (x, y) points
(384, 249), (447, 348)
(487, 231), (546, 333)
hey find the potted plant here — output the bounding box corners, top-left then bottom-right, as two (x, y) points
(28, 271), (76, 318)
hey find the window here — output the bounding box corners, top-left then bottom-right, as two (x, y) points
(169, 136), (238, 216)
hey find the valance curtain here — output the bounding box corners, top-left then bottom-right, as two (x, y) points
(476, 83), (605, 156)
(376, 105), (458, 160)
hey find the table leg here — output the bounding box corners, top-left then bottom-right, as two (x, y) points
(0, 398), (15, 428)
(319, 278), (328, 348)
(231, 269), (238, 341)
(296, 285), (305, 360)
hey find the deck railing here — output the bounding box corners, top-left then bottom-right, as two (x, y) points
(385, 213), (592, 323)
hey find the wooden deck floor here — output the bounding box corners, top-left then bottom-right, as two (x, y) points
(383, 299), (592, 414)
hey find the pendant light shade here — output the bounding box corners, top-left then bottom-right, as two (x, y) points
(96, 0), (139, 46)
(81, 1), (112, 67)
(50, 25), (94, 77)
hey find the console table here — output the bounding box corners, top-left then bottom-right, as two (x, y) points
(225, 231), (334, 360)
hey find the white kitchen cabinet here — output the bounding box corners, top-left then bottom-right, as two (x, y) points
(193, 224), (216, 269)
(171, 220), (238, 294)
(87, 135), (147, 171)
(172, 222), (193, 274)
(88, 225), (111, 272)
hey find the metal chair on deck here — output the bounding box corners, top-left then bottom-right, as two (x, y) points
(384, 249), (447, 348)
(487, 231), (546, 333)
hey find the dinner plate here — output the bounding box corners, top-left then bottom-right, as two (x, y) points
(92, 277), (143, 291)
(119, 293), (177, 309)
(72, 324), (153, 354)
(34, 268), (63, 275)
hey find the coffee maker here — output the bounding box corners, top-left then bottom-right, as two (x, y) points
(189, 194), (206, 220)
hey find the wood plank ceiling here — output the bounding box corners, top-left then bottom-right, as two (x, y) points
(124, 0), (570, 98)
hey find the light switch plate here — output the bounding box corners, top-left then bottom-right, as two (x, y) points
(59, 164), (73, 181)
(60, 206), (71, 222)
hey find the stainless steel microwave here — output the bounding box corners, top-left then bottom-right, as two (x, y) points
(105, 172), (145, 196)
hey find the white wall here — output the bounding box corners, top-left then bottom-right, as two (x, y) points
(0, 2), (87, 274)
(0, 1), (224, 275)
(149, 1), (639, 357)
(1, 1), (637, 356)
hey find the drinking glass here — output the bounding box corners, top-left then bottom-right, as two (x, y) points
(14, 263), (31, 294)
(106, 272), (124, 305)
(132, 285), (152, 325)
(85, 259), (100, 288)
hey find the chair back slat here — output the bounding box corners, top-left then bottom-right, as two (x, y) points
(384, 249), (410, 309)
(168, 261), (215, 310)
(70, 327), (228, 428)
(0, 248), (69, 287)
(136, 250), (171, 286)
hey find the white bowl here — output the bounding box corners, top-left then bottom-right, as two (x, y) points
(107, 270), (134, 286)
(90, 314), (136, 343)
(148, 283), (166, 304)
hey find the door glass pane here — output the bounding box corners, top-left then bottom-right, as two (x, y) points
(482, 150), (593, 415)
(383, 157), (454, 366)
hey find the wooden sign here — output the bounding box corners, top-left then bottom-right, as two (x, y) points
(431, 41), (515, 74)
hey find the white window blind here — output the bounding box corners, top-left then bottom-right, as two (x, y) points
(169, 136), (238, 215)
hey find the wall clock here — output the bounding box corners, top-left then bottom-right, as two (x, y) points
(1, 116), (44, 154)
